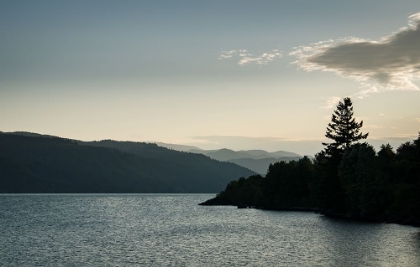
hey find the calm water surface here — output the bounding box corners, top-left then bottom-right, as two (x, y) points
(1, 194), (419, 266)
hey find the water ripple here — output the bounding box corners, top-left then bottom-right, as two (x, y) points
(1, 194), (419, 267)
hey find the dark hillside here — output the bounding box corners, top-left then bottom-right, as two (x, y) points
(82, 140), (256, 192)
(0, 133), (255, 193)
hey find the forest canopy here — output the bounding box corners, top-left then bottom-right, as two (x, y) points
(200, 98), (420, 226)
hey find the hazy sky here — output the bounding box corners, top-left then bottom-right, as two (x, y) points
(1, 0), (419, 155)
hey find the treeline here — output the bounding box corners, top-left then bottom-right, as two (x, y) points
(200, 98), (420, 226)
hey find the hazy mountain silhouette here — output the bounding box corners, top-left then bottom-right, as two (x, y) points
(155, 142), (203, 152)
(229, 157), (302, 175)
(203, 149), (250, 161)
(0, 132), (255, 193)
(155, 143), (302, 175)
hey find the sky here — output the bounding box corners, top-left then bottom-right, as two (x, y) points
(1, 0), (419, 155)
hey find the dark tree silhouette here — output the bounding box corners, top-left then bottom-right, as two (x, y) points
(313, 97), (369, 213)
(323, 97), (369, 155)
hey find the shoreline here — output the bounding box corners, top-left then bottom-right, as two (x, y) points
(199, 201), (420, 228)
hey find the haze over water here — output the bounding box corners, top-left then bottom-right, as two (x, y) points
(1, 194), (419, 266)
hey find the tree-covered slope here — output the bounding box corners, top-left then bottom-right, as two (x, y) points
(81, 139), (256, 192)
(0, 133), (255, 193)
(200, 98), (420, 226)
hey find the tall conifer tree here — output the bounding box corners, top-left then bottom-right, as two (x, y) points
(313, 97), (368, 213)
(323, 97), (368, 155)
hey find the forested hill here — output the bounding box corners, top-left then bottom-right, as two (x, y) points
(0, 133), (255, 193)
(200, 98), (420, 226)
(200, 137), (420, 226)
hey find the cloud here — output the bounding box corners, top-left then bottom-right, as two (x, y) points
(219, 49), (282, 66)
(370, 133), (419, 139)
(320, 96), (341, 109)
(364, 124), (383, 129)
(415, 118), (420, 123)
(218, 50), (238, 59)
(290, 12), (420, 98)
(355, 116), (369, 121)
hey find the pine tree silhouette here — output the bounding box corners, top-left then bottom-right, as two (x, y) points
(323, 97), (368, 155)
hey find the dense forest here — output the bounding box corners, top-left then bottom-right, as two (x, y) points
(200, 98), (420, 226)
(0, 133), (255, 193)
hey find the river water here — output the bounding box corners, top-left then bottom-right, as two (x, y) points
(1, 194), (419, 266)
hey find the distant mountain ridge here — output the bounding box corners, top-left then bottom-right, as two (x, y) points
(0, 132), (255, 193)
(155, 142), (203, 152)
(4, 132), (303, 176)
(156, 143), (302, 175)
(229, 157), (301, 175)
(202, 148), (300, 161)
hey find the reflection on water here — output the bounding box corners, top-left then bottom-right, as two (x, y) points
(0, 194), (419, 267)
(316, 216), (418, 267)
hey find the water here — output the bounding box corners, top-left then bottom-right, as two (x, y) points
(1, 194), (419, 267)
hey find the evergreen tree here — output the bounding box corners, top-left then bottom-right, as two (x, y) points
(313, 97), (368, 214)
(323, 97), (368, 155)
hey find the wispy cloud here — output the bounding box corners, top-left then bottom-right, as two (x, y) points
(365, 124), (383, 129)
(290, 12), (420, 98)
(320, 96), (341, 109)
(219, 49), (282, 66)
(371, 133), (420, 139)
(218, 50), (240, 59)
(355, 116), (369, 121)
